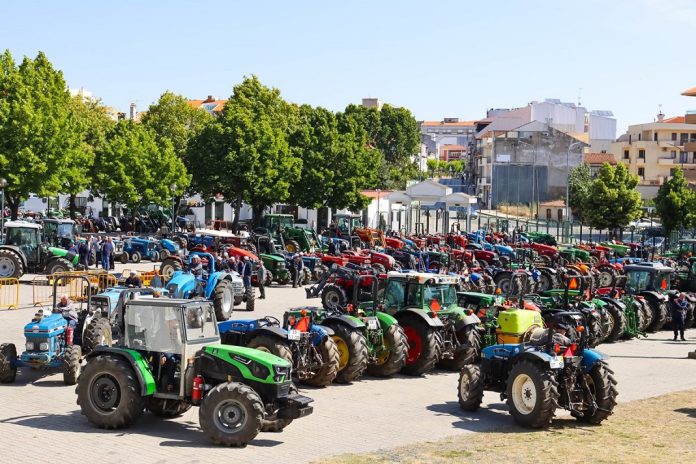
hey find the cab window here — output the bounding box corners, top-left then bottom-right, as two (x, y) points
(384, 281), (405, 310)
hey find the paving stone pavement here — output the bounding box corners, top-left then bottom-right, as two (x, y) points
(1, 263), (695, 463)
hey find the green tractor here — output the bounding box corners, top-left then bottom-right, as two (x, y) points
(0, 220), (79, 278)
(623, 262), (672, 332)
(76, 298), (313, 446)
(380, 272), (482, 375)
(256, 214), (320, 254)
(559, 246), (591, 265)
(42, 218), (79, 249)
(259, 253), (291, 286)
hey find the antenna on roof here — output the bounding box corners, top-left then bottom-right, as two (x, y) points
(577, 88), (582, 106)
(657, 104), (664, 122)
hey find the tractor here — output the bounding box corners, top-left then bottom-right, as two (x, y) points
(164, 252), (250, 318)
(325, 213), (363, 248)
(623, 262), (672, 332)
(457, 311), (617, 428)
(75, 298), (313, 446)
(219, 312), (340, 387)
(0, 220), (79, 278)
(122, 236), (160, 263)
(42, 218), (79, 249)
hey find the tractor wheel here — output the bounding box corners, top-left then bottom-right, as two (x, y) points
(82, 317), (113, 355)
(312, 265), (329, 281)
(264, 271), (274, 287)
(536, 272), (555, 293)
(247, 335), (293, 365)
(605, 303), (627, 343)
(646, 299), (669, 332)
(199, 382), (264, 446)
(589, 256), (599, 266)
(574, 361), (618, 425)
(366, 323), (408, 377)
(62, 345), (81, 385)
(371, 263), (386, 274)
(119, 253), (129, 264)
(261, 383), (298, 432)
(458, 364), (485, 411)
(212, 280), (235, 321)
(129, 251), (141, 264)
(76, 355), (144, 429)
(46, 257), (73, 275)
(597, 269), (615, 288)
(145, 397), (192, 418)
(399, 315), (439, 376)
(684, 302), (695, 329)
(506, 360), (559, 428)
(0, 249), (24, 278)
(277, 273), (290, 286)
(328, 323), (368, 384)
(321, 284), (347, 310)
(304, 336), (340, 387)
(244, 286), (255, 312)
(439, 325), (482, 370)
(159, 249), (170, 261)
(636, 299), (653, 331)
(0, 343), (17, 383)
(301, 268), (312, 285)
(494, 272), (513, 296)
(285, 240), (301, 254)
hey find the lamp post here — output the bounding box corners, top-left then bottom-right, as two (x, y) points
(375, 188), (381, 230)
(566, 141), (585, 221)
(170, 184), (177, 232)
(0, 178), (7, 239)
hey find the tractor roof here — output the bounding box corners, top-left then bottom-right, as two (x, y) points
(387, 271), (459, 285)
(4, 220), (41, 230)
(624, 262), (672, 273)
(43, 218), (75, 224)
(127, 297), (212, 308)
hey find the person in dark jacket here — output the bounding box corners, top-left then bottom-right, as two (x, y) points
(292, 254), (304, 288)
(670, 292), (688, 341)
(77, 235), (90, 270)
(101, 238), (114, 271)
(256, 260), (267, 299)
(124, 271), (142, 288)
(242, 257), (252, 289)
(327, 240), (337, 256)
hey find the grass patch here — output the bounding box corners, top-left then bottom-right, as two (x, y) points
(319, 389), (696, 464)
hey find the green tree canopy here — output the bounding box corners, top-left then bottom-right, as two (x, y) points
(654, 166), (695, 236)
(94, 120), (189, 211)
(583, 163), (642, 231)
(567, 163), (592, 219)
(0, 50), (81, 219)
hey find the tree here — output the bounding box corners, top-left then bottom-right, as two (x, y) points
(0, 50), (81, 219)
(141, 92), (211, 217)
(567, 163), (592, 219)
(93, 120), (189, 211)
(583, 163), (642, 232)
(190, 76), (301, 228)
(654, 166), (695, 238)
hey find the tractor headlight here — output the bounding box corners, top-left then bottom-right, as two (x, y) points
(26, 342), (34, 351)
(39, 342), (49, 351)
(250, 361), (270, 380)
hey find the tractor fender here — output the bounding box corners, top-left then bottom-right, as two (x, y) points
(598, 297), (625, 311)
(0, 245), (28, 269)
(394, 308), (445, 328)
(515, 350), (558, 368)
(582, 348), (606, 373)
(455, 313), (482, 331)
(321, 314), (366, 330)
(251, 326), (290, 342)
(375, 311), (399, 329)
(640, 290), (668, 302)
(85, 346), (156, 396)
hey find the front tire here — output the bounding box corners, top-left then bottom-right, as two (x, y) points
(0, 343), (17, 383)
(82, 318), (113, 355)
(304, 336), (340, 387)
(366, 323), (408, 377)
(160, 258), (182, 281)
(199, 382), (264, 447)
(62, 345), (81, 385)
(438, 325), (482, 370)
(129, 252), (141, 264)
(46, 257), (73, 275)
(321, 284), (347, 310)
(575, 361), (618, 425)
(506, 360), (558, 428)
(76, 354), (144, 429)
(605, 303), (627, 342)
(212, 280), (234, 321)
(458, 364), (484, 411)
(245, 287), (255, 312)
(328, 323), (368, 384)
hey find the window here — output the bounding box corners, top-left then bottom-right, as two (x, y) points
(681, 133), (689, 144)
(638, 149), (645, 159)
(184, 305), (218, 342)
(638, 167), (645, 177)
(557, 209), (563, 222)
(671, 150), (677, 159)
(546, 209), (552, 220)
(672, 132), (678, 141)
(638, 133), (641, 141)
(624, 150), (630, 159)
(654, 133), (658, 141)
(691, 133), (696, 141)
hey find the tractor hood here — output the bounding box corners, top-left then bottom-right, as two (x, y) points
(24, 312), (67, 338)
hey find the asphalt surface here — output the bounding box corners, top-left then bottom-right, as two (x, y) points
(1, 262), (695, 463)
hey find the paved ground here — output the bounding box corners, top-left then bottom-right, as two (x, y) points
(1, 262), (696, 463)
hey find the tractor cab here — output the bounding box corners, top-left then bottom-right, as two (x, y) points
(4, 221), (43, 266)
(624, 262), (672, 294)
(676, 239), (696, 260)
(42, 218), (78, 249)
(333, 214), (362, 237)
(383, 272), (460, 315)
(674, 257), (696, 292)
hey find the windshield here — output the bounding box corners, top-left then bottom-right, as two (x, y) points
(183, 304), (218, 341)
(5, 227), (38, 259)
(424, 284), (457, 307)
(626, 271), (651, 293)
(124, 304), (184, 353)
(265, 215), (293, 229)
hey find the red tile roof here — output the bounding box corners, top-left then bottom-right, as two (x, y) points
(360, 190), (393, 199)
(189, 99), (226, 113)
(441, 145), (466, 151)
(539, 200), (566, 207)
(584, 153), (617, 165)
(662, 116), (686, 123)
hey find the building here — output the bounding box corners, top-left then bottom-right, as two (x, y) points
(611, 111), (696, 198)
(361, 98), (383, 110)
(439, 144), (466, 161)
(420, 118), (476, 158)
(189, 95), (226, 115)
(538, 200), (567, 222)
(583, 152), (617, 176)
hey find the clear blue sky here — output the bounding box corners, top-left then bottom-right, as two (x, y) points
(2, 0), (695, 131)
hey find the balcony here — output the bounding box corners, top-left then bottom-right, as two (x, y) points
(685, 141), (696, 152)
(658, 158), (675, 166)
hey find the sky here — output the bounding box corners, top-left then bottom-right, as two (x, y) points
(2, 0), (695, 132)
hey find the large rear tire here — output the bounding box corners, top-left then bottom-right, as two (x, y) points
(506, 360), (558, 428)
(399, 315), (439, 376)
(199, 382), (263, 446)
(646, 299), (668, 332)
(82, 318), (113, 355)
(160, 258), (182, 281)
(212, 279), (235, 321)
(244, 287), (255, 312)
(605, 302), (627, 342)
(0, 249), (24, 278)
(145, 397), (192, 417)
(76, 354), (144, 429)
(574, 361), (618, 425)
(321, 284), (347, 311)
(247, 335), (293, 365)
(328, 323), (368, 384)
(458, 364), (484, 411)
(0, 343), (17, 383)
(439, 325), (482, 370)
(62, 345), (81, 385)
(304, 336), (340, 387)
(366, 323), (408, 377)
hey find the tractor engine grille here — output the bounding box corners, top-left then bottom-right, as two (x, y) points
(26, 338), (48, 352)
(232, 281), (245, 295)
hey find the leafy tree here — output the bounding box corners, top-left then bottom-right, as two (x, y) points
(567, 163), (592, 219)
(141, 92), (211, 217)
(426, 159), (438, 177)
(93, 120), (189, 211)
(0, 50), (81, 219)
(190, 76), (300, 228)
(654, 166), (695, 237)
(583, 163), (642, 232)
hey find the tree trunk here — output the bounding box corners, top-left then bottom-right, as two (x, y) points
(69, 193), (77, 219)
(252, 204), (265, 229)
(6, 195), (19, 221)
(231, 192), (242, 233)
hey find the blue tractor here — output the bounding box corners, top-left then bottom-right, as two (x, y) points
(165, 252), (249, 320)
(0, 275), (107, 385)
(456, 310), (618, 428)
(218, 311), (340, 387)
(122, 236), (160, 263)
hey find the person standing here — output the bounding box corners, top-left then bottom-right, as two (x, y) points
(292, 254), (304, 288)
(77, 235), (90, 270)
(242, 256), (252, 290)
(327, 239), (337, 256)
(101, 237), (114, 271)
(670, 292), (688, 341)
(256, 260), (267, 299)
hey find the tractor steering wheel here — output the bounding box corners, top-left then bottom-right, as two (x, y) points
(260, 316), (280, 327)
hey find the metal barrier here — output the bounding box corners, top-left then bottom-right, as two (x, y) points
(0, 278), (19, 310)
(33, 271), (120, 306)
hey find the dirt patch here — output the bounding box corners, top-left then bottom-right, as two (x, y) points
(321, 389), (696, 464)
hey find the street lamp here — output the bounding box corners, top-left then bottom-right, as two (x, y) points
(566, 141), (585, 220)
(0, 178), (7, 239)
(375, 188), (381, 230)
(169, 183), (177, 232)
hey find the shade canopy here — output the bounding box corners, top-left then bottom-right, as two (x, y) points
(405, 179), (452, 205)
